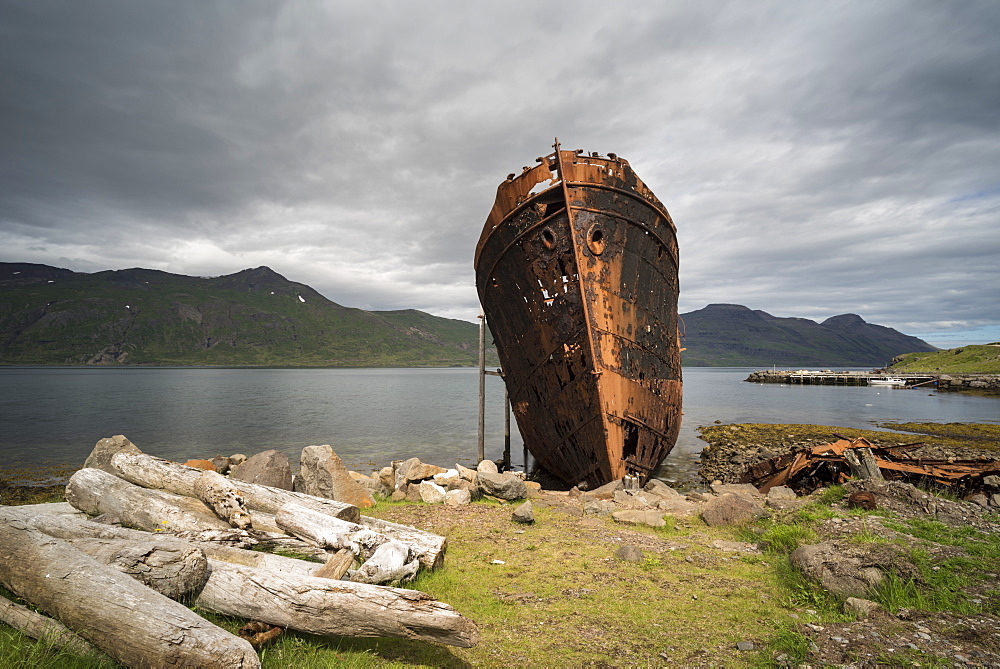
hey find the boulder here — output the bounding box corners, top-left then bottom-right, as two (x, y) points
(456, 464), (478, 481)
(476, 472), (527, 501)
(476, 459), (498, 474)
(589, 479), (624, 500)
(228, 453), (246, 467)
(525, 481), (542, 498)
(393, 458), (422, 489)
(844, 597), (882, 619)
(377, 466), (395, 490)
(766, 486), (797, 500)
(210, 455), (231, 474)
(790, 543), (888, 598)
(297, 445), (375, 508)
(445, 489), (472, 506)
(710, 483), (762, 499)
(404, 463), (448, 483)
(355, 475), (389, 499)
(615, 545), (644, 562)
(83, 435), (142, 473)
(511, 501), (534, 524)
(701, 493), (767, 526)
(433, 469), (460, 486)
(419, 481), (447, 504)
(655, 498), (700, 516)
(612, 509), (666, 527)
(582, 499), (616, 516)
(644, 479), (682, 499)
(230, 449), (293, 491)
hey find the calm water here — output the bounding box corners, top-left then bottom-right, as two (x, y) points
(1, 367), (997, 485)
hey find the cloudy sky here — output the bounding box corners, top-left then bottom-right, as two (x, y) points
(2, 1), (998, 346)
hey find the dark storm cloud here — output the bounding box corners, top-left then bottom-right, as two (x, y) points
(0, 1), (997, 339)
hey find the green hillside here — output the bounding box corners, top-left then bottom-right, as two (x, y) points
(0, 263), (496, 367)
(888, 344), (1000, 373)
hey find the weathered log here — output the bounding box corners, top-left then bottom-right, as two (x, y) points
(351, 540), (420, 585)
(276, 503), (392, 558)
(66, 538), (209, 599)
(843, 447), (885, 481)
(0, 510), (260, 668)
(110, 452), (359, 521)
(0, 596), (96, 656)
(7, 504), (324, 578)
(194, 469), (252, 529)
(193, 560), (480, 647)
(66, 468), (231, 532)
(4, 504), (476, 647)
(313, 549), (355, 580)
(358, 514), (447, 570)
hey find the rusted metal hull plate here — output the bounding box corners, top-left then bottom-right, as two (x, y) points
(475, 142), (682, 488)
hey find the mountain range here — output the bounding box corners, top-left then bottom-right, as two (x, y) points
(0, 263), (936, 367)
(679, 303), (937, 367)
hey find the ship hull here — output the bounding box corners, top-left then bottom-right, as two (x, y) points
(475, 144), (681, 488)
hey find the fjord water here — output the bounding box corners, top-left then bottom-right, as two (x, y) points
(1, 367), (996, 485)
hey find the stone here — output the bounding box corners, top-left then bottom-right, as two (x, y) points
(210, 455), (231, 474)
(615, 545), (644, 562)
(844, 597), (882, 619)
(404, 484), (422, 502)
(183, 459), (217, 471)
(476, 459), (498, 474)
(790, 543), (887, 598)
(590, 479), (624, 500)
(419, 480), (447, 504)
(390, 489), (407, 502)
(766, 486), (797, 500)
(393, 457), (422, 489)
(968, 493), (990, 508)
(433, 469), (460, 485)
(710, 483), (762, 498)
(525, 481), (542, 498)
(991, 493), (1000, 508)
(614, 489), (651, 507)
(477, 471), (527, 500)
(377, 466), (395, 490)
(612, 509), (666, 527)
(582, 499), (616, 516)
(983, 475), (1000, 488)
(701, 493), (767, 526)
(456, 464), (477, 481)
(404, 462), (448, 483)
(736, 641), (755, 651)
(656, 498), (700, 516)
(231, 449), (294, 490)
(228, 453), (246, 467)
(445, 488), (471, 506)
(355, 475), (389, 499)
(511, 501), (534, 524)
(295, 445), (374, 507)
(644, 479), (681, 499)
(83, 435), (142, 473)
(568, 486), (582, 498)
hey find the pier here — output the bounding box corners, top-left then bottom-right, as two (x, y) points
(744, 370), (1000, 393)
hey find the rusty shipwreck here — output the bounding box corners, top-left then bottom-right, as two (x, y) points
(474, 140), (682, 488)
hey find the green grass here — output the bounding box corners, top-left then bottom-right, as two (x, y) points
(888, 344), (1000, 374)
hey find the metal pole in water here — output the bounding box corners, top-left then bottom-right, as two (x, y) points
(503, 387), (511, 471)
(477, 308), (486, 463)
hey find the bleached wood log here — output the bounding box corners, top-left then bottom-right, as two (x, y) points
(3, 504), (476, 646)
(66, 538), (208, 599)
(359, 514), (447, 570)
(0, 511), (260, 668)
(110, 452), (359, 521)
(313, 549), (354, 580)
(193, 560), (480, 647)
(351, 540), (420, 585)
(6, 505), (325, 578)
(0, 596), (96, 656)
(276, 503), (392, 558)
(65, 468), (231, 532)
(194, 469), (252, 529)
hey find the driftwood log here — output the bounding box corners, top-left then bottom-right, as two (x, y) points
(194, 469), (252, 529)
(276, 503), (392, 557)
(110, 452), (359, 521)
(66, 538), (208, 599)
(109, 452), (446, 568)
(0, 509), (260, 668)
(4, 504), (479, 647)
(194, 560), (480, 647)
(0, 596), (96, 656)
(66, 468), (231, 532)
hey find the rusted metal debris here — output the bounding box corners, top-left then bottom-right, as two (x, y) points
(474, 139), (682, 488)
(740, 436), (1000, 496)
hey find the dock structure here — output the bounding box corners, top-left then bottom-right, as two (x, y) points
(745, 370), (938, 388)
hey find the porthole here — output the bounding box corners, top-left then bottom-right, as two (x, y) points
(586, 225), (606, 255)
(541, 228), (556, 250)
